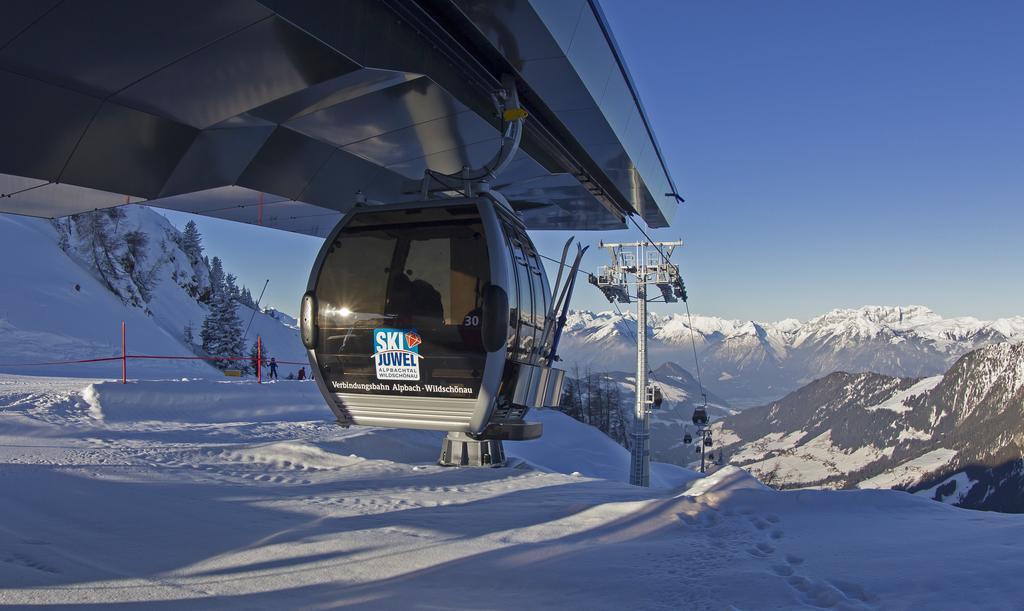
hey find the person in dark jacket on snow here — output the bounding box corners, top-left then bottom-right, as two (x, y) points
(297, 367), (306, 380)
(268, 357), (279, 380)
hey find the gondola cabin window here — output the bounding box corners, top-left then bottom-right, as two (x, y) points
(313, 205), (490, 399)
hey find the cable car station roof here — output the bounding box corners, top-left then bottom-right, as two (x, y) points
(0, 0), (678, 236)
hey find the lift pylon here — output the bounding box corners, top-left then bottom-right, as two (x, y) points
(592, 240), (684, 486)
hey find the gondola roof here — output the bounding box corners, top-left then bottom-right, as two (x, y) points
(0, 0), (679, 236)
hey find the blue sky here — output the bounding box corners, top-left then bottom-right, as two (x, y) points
(162, 1), (1024, 321)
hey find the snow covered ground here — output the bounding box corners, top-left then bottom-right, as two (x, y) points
(2, 374), (1024, 609)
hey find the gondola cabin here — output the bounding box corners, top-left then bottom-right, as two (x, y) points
(301, 193), (565, 465)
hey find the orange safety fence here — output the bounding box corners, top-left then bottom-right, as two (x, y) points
(0, 322), (310, 383)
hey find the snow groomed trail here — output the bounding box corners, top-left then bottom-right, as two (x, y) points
(1, 376), (1023, 609)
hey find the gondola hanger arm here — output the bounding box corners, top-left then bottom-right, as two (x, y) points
(407, 74), (528, 198)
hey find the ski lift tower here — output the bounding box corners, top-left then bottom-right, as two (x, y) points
(592, 240), (685, 486)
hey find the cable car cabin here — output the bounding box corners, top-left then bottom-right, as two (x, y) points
(301, 194), (565, 465)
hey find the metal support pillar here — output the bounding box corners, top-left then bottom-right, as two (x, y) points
(121, 321), (127, 384)
(630, 284), (650, 487)
(594, 239), (685, 487)
(700, 429), (706, 474)
(438, 432), (506, 467)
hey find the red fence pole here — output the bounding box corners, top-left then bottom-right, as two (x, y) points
(257, 335), (262, 384)
(121, 321), (127, 384)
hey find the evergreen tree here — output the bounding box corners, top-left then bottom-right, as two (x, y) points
(180, 220), (203, 264)
(200, 281), (245, 370)
(199, 308), (217, 363)
(208, 256), (225, 298)
(225, 273), (240, 301)
(122, 229), (155, 303)
(606, 381), (628, 446)
(183, 322), (195, 347)
(64, 208), (162, 308)
(239, 287), (256, 309)
(561, 380), (579, 420)
(71, 209), (124, 297)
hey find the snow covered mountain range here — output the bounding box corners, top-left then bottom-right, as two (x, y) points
(711, 342), (1024, 512)
(0, 206), (305, 379)
(558, 306), (1024, 405)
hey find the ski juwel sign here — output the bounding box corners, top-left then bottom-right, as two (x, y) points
(372, 329), (422, 381)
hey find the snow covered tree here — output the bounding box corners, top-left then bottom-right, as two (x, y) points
(70, 208), (124, 297)
(179, 220), (203, 264)
(175, 219), (208, 300)
(54, 217), (71, 252)
(200, 283), (245, 371)
(224, 273), (240, 302)
(60, 208), (164, 309)
(208, 256), (225, 300)
(239, 286), (256, 309)
(122, 229), (156, 303)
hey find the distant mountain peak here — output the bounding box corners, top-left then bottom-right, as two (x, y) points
(558, 306), (1024, 405)
(652, 361), (694, 380)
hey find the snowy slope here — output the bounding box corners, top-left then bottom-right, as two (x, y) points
(0, 208), (305, 379)
(0, 212), (207, 378)
(2, 373), (1024, 608)
(559, 306), (1024, 404)
(512, 408), (697, 488)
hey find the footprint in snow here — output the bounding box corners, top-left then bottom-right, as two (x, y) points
(787, 575), (878, 609)
(749, 517), (769, 530)
(746, 542), (775, 557)
(5, 553), (60, 574)
(829, 580), (880, 606)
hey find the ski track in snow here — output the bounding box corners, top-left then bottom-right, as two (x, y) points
(2, 374), (1024, 609)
